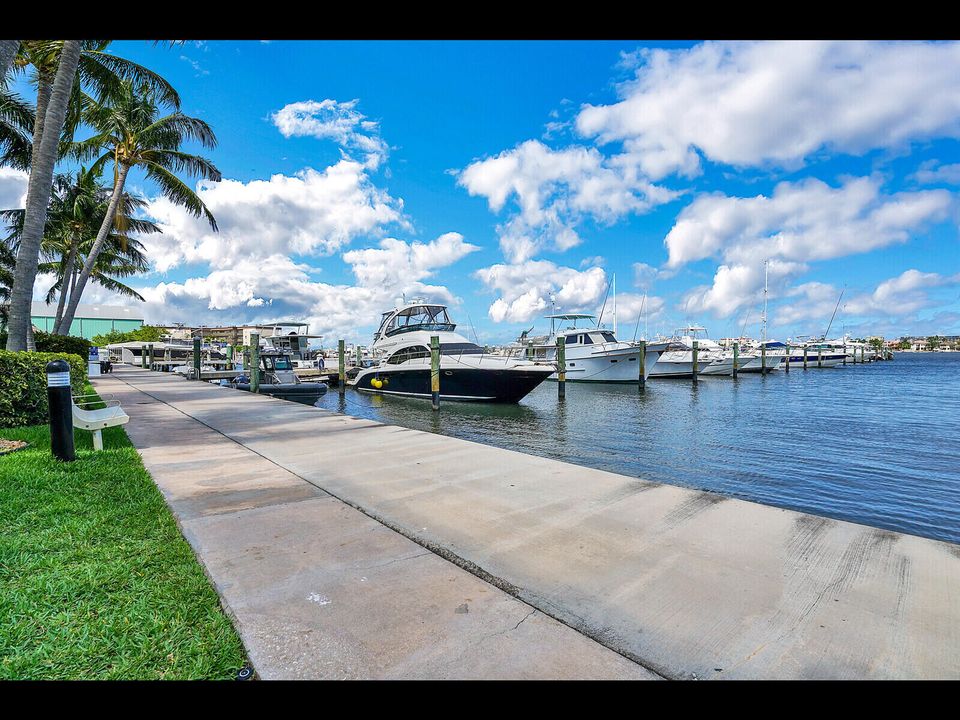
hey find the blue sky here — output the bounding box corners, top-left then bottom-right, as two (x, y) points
(5, 40), (960, 344)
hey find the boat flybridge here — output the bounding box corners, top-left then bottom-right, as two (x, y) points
(350, 301), (555, 402)
(259, 322), (324, 368)
(516, 313), (673, 383)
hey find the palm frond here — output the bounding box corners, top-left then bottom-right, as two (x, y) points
(142, 113), (218, 150)
(141, 149), (221, 182)
(85, 51), (180, 109)
(143, 161), (218, 230)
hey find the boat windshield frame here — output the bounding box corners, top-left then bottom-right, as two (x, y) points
(383, 305), (456, 337)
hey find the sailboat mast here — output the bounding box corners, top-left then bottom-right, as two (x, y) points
(762, 260), (768, 344)
(613, 274), (617, 336)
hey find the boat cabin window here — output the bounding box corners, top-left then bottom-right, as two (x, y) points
(386, 345), (431, 364)
(262, 355), (292, 371)
(565, 334), (579, 345)
(384, 305), (455, 336)
(440, 342), (484, 355)
(596, 332), (616, 343)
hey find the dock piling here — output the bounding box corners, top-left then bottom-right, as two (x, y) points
(192, 337), (201, 379)
(638, 340), (646, 389)
(843, 343), (848, 365)
(250, 333), (260, 393)
(733, 342), (739, 377)
(147, 343), (154, 370)
(227, 344), (234, 371)
(338, 339), (345, 397)
(141, 344), (147, 369)
(556, 336), (566, 399)
(818, 347), (823, 369)
(803, 347), (808, 370)
(692, 340), (699, 384)
(761, 343), (767, 373)
(430, 335), (440, 410)
(784, 345), (790, 372)
(526, 340), (534, 361)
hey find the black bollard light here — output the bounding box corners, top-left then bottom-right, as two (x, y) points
(46, 359), (75, 462)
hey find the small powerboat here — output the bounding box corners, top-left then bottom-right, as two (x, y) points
(226, 349), (327, 405)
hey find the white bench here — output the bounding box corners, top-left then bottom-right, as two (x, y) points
(72, 394), (129, 451)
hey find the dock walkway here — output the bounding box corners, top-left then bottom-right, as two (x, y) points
(93, 365), (960, 679)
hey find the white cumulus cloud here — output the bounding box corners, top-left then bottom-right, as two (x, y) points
(142, 161), (408, 272)
(577, 40), (960, 179)
(474, 260), (608, 323)
(271, 99), (389, 169)
(665, 177), (952, 318)
(0, 167), (28, 211)
(458, 140), (678, 262)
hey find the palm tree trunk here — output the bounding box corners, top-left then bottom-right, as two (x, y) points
(26, 321), (36, 350)
(54, 239), (77, 330)
(57, 162), (130, 335)
(4, 40), (80, 351)
(0, 40), (19, 81)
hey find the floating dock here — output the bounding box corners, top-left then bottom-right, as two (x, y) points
(93, 365), (960, 679)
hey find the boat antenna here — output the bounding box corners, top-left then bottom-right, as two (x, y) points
(596, 278), (612, 327)
(822, 286), (845, 341)
(466, 311), (481, 346)
(632, 292), (646, 343)
(739, 307), (751, 343)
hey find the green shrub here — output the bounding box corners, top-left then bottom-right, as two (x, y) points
(0, 351), (88, 429)
(0, 332), (91, 357)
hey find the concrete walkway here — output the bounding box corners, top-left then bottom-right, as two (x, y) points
(94, 366), (960, 679)
(93, 367), (652, 679)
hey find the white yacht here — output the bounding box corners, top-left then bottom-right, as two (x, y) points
(351, 301), (555, 402)
(738, 340), (786, 373)
(786, 339), (847, 367)
(511, 313), (672, 383)
(649, 326), (730, 377)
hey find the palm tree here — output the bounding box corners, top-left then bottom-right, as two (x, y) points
(0, 88), (34, 170)
(0, 40), (19, 82)
(2, 167), (159, 330)
(4, 40), (80, 351)
(57, 80), (220, 335)
(4, 40), (180, 350)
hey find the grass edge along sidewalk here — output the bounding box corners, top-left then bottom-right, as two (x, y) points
(0, 386), (248, 680)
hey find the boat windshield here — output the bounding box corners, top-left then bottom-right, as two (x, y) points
(263, 355), (292, 370)
(384, 305), (456, 336)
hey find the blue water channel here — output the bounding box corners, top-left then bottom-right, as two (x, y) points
(313, 353), (960, 544)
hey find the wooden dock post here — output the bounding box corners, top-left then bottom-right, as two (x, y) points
(784, 345), (790, 372)
(192, 338), (201, 378)
(843, 342), (848, 365)
(250, 333), (260, 393)
(141, 344), (147, 369)
(803, 346), (808, 369)
(732, 342), (739, 377)
(556, 336), (566, 399)
(227, 344), (234, 370)
(526, 340), (534, 361)
(638, 340), (646, 388)
(338, 339), (345, 397)
(692, 340), (699, 383)
(430, 335), (440, 411)
(147, 343), (154, 371)
(761, 342), (767, 373)
(817, 347), (823, 369)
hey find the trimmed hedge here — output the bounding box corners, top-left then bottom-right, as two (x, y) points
(0, 351), (88, 429)
(0, 331), (91, 357)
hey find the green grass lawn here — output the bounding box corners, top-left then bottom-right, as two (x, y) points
(0, 389), (248, 679)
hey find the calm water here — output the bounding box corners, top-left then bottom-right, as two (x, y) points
(314, 353), (960, 544)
